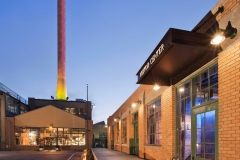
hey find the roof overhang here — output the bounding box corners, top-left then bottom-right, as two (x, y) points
(136, 28), (221, 85)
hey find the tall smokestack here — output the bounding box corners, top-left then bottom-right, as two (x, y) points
(56, 0), (67, 100)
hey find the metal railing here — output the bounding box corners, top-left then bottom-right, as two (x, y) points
(0, 82), (28, 104)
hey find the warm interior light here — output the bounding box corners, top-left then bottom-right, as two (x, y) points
(153, 85), (160, 90)
(131, 103), (136, 107)
(114, 118), (117, 121)
(210, 35), (225, 44)
(49, 126), (52, 131)
(179, 88), (184, 92)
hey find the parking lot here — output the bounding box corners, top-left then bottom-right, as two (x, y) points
(0, 150), (82, 160)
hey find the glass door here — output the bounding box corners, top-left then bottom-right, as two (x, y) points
(192, 102), (218, 160)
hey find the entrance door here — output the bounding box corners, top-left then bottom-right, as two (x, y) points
(44, 137), (57, 150)
(133, 122), (139, 156)
(192, 102), (218, 160)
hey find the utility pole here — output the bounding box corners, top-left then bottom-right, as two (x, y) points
(86, 84), (89, 149)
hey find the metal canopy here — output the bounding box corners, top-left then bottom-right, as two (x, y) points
(136, 28), (221, 85)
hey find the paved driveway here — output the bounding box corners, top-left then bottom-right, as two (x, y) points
(0, 150), (82, 160)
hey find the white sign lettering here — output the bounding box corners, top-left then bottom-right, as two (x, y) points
(139, 44), (164, 78)
(140, 62), (149, 77)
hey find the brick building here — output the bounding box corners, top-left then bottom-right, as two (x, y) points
(0, 82), (93, 151)
(107, 0), (240, 159)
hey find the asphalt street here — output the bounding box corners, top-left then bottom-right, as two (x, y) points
(0, 150), (82, 160)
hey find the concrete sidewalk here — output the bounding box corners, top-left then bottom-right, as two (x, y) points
(92, 148), (145, 160)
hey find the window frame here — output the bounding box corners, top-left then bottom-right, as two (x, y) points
(175, 62), (218, 160)
(121, 118), (127, 144)
(116, 122), (120, 144)
(146, 97), (161, 146)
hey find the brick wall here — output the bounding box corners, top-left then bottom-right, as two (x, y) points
(107, 84), (153, 153)
(216, 0), (240, 22)
(86, 120), (93, 148)
(4, 117), (15, 150)
(218, 40), (240, 160)
(144, 86), (175, 160)
(107, 84), (175, 160)
(195, 0), (240, 34)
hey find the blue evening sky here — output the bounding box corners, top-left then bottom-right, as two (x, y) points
(0, 0), (218, 123)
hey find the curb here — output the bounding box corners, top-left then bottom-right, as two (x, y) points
(91, 149), (98, 160)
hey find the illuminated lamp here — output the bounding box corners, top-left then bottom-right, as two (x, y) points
(131, 99), (141, 107)
(153, 85), (160, 90)
(211, 21), (237, 45)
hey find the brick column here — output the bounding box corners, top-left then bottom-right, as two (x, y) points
(218, 40), (240, 160)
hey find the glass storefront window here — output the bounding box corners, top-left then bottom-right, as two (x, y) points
(176, 63), (218, 160)
(15, 127), (85, 146)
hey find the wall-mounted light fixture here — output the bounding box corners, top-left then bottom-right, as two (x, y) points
(211, 21), (237, 45)
(153, 85), (160, 90)
(105, 124), (108, 128)
(114, 117), (120, 122)
(131, 99), (141, 107)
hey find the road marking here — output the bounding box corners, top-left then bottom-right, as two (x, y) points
(68, 152), (82, 160)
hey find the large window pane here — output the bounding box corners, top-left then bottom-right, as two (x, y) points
(205, 110), (215, 128)
(201, 70), (209, 91)
(210, 64), (218, 86)
(196, 110), (216, 159)
(176, 64), (218, 160)
(147, 98), (161, 145)
(210, 85), (218, 100)
(205, 144), (215, 160)
(193, 75), (200, 94)
(196, 144), (204, 158)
